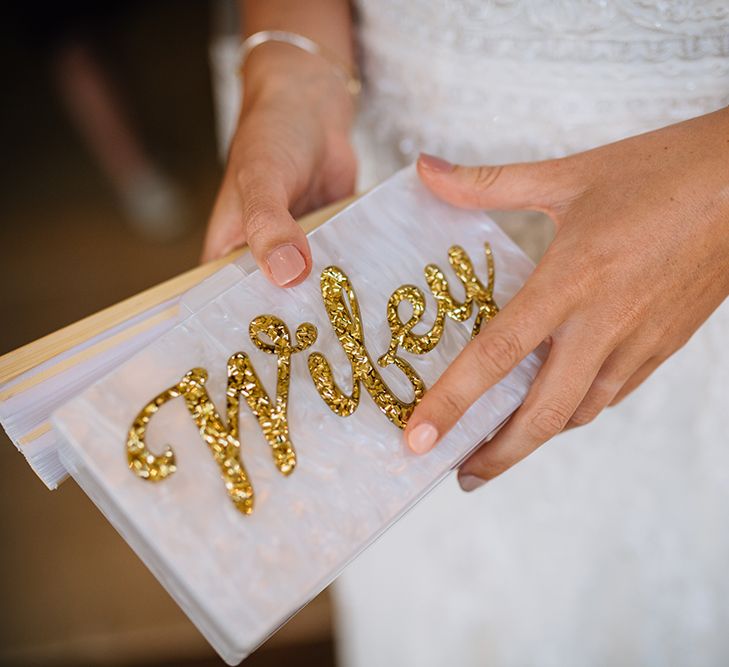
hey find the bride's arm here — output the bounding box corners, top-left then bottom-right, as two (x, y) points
(203, 0), (357, 288)
(403, 108), (729, 490)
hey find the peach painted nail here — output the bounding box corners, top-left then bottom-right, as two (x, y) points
(407, 422), (439, 454)
(419, 153), (454, 173)
(458, 473), (486, 493)
(267, 244), (306, 286)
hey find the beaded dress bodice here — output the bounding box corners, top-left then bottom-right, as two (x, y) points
(354, 0), (729, 176)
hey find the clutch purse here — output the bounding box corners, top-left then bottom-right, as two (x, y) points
(3, 165), (541, 664)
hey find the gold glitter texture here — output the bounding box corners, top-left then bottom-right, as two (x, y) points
(127, 242), (499, 515)
(308, 266), (426, 429)
(127, 316), (316, 514)
(227, 315), (317, 476)
(127, 367), (254, 514)
(379, 243), (499, 366)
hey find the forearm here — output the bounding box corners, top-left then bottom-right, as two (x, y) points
(239, 0), (356, 123)
(241, 0), (354, 66)
(204, 1), (357, 266)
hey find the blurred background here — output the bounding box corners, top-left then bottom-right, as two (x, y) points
(0, 2), (334, 665)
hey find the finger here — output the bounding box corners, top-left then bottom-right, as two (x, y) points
(202, 171), (248, 263)
(238, 171), (312, 287)
(610, 356), (662, 406)
(404, 275), (571, 455)
(417, 153), (573, 214)
(457, 334), (608, 490)
(565, 346), (650, 429)
(203, 156), (313, 286)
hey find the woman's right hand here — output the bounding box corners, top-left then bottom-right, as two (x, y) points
(202, 46), (357, 287)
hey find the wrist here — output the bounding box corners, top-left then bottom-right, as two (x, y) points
(242, 45), (355, 132)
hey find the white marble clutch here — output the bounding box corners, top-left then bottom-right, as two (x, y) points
(52, 166), (541, 664)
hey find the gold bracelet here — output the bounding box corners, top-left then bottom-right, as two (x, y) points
(237, 30), (362, 98)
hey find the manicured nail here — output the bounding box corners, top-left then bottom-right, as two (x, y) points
(407, 422), (439, 454)
(419, 153), (454, 173)
(458, 473), (486, 493)
(266, 244), (306, 286)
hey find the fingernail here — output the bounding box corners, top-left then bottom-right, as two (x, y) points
(407, 422), (439, 454)
(419, 153), (454, 173)
(458, 473), (486, 493)
(266, 244), (306, 286)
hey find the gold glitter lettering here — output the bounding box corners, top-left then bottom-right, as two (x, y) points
(308, 266), (425, 429)
(227, 315), (317, 475)
(127, 367), (255, 514)
(127, 241), (500, 515)
(127, 316), (316, 514)
(379, 243), (499, 366)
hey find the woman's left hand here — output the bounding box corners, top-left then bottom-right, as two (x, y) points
(404, 108), (729, 492)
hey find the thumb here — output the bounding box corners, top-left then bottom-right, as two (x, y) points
(202, 170), (247, 263)
(417, 152), (570, 212)
(238, 175), (312, 288)
(203, 168), (312, 288)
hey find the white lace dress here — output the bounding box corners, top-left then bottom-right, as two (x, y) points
(335, 2), (729, 666)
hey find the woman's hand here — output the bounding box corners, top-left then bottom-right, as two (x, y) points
(203, 46), (356, 286)
(405, 108), (729, 491)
